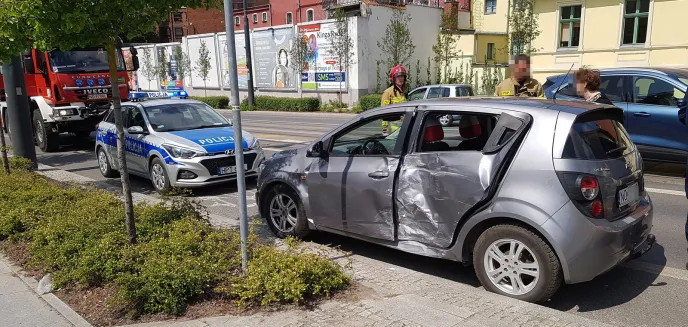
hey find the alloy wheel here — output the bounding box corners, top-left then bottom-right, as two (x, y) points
(439, 115), (451, 126)
(483, 238), (540, 296)
(35, 121), (44, 143)
(269, 193), (298, 233)
(151, 163), (166, 190)
(98, 150), (109, 174)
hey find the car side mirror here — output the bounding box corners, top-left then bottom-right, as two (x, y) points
(307, 141), (326, 158)
(127, 126), (147, 134)
(130, 47), (140, 71)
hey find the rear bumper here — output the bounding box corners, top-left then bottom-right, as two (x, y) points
(542, 192), (654, 284)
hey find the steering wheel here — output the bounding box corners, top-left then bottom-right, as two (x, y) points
(362, 139), (389, 155)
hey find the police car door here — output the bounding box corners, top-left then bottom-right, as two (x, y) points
(122, 106), (148, 174)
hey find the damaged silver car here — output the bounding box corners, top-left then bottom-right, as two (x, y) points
(256, 98), (655, 303)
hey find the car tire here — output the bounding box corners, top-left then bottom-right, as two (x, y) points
(439, 114), (453, 127)
(97, 147), (119, 178)
(33, 109), (59, 152)
(262, 183), (310, 239)
(473, 224), (562, 303)
(149, 157), (171, 193)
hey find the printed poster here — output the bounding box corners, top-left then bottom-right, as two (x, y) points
(299, 23), (346, 90)
(156, 45), (184, 91)
(219, 34), (248, 89)
(253, 27), (296, 89)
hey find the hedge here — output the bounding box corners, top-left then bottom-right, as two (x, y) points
(0, 169), (350, 317)
(359, 94), (382, 112)
(241, 96), (320, 112)
(190, 96), (230, 109)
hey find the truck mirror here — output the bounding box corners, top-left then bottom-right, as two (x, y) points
(131, 56), (140, 71)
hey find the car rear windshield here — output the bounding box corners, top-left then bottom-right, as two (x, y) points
(562, 119), (633, 160)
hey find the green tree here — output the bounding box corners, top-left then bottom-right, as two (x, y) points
(16, 0), (223, 244)
(140, 48), (156, 89)
(289, 32), (314, 97)
(432, 13), (459, 84)
(329, 9), (354, 103)
(173, 45), (191, 85)
(196, 40), (212, 97)
(375, 60), (382, 93)
(509, 0), (541, 55)
(377, 9), (415, 74)
(415, 59), (421, 89)
(426, 57), (432, 86)
(156, 47), (169, 88)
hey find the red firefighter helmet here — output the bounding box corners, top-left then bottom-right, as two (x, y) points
(390, 65), (407, 82)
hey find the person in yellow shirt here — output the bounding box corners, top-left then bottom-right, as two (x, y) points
(494, 54), (544, 98)
(380, 65), (407, 134)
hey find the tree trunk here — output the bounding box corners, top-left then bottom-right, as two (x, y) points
(0, 123), (9, 174)
(204, 80), (207, 97)
(106, 40), (137, 244)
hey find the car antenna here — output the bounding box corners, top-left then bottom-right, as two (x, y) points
(552, 63), (575, 102)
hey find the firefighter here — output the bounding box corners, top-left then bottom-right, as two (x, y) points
(494, 54), (544, 98)
(380, 65), (407, 134)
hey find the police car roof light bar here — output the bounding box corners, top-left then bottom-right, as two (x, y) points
(129, 91), (189, 102)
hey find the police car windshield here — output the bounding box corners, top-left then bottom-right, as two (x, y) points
(144, 103), (231, 132)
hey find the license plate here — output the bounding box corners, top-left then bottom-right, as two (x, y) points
(618, 182), (639, 207)
(217, 164), (247, 175)
(87, 94), (107, 99)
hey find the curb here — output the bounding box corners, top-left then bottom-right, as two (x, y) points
(0, 255), (92, 327)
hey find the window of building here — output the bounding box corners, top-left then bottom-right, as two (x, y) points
(252, 13), (258, 23)
(622, 0), (650, 45)
(485, 0), (496, 14)
(306, 9), (315, 22)
(262, 12), (268, 22)
(559, 5), (582, 48)
(487, 43), (495, 60)
(173, 12), (183, 23)
(174, 27), (183, 37)
(286, 12), (293, 24)
(235, 16), (240, 26)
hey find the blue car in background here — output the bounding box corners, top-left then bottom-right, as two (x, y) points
(544, 68), (688, 163)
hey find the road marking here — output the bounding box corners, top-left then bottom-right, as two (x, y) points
(646, 187), (685, 197)
(623, 261), (688, 283)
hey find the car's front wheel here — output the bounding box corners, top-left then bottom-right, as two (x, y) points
(149, 158), (171, 193)
(262, 184), (310, 239)
(473, 224), (562, 303)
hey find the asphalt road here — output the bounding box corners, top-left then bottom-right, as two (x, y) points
(10, 110), (688, 327)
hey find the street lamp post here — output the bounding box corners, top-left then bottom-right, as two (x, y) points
(243, 0), (255, 106)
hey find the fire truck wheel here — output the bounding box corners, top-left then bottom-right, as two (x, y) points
(33, 109), (59, 152)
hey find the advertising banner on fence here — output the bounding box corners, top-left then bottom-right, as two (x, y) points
(219, 34), (248, 89)
(299, 23), (346, 90)
(252, 27), (296, 89)
(156, 45), (184, 91)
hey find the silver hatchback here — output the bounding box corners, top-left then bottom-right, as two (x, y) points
(256, 98), (655, 302)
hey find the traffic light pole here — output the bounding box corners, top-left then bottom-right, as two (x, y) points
(1, 55), (37, 168)
(224, 0), (250, 272)
(243, 0), (255, 106)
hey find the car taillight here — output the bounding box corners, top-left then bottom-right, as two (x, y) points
(579, 176), (599, 200)
(591, 199), (603, 217)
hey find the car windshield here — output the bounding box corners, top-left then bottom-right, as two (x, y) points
(49, 49), (125, 73)
(144, 103), (231, 132)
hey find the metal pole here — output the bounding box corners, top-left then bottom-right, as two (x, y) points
(224, 0), (250, 272)
(1, 55), (37, 168)
(243, 0), (255, 106)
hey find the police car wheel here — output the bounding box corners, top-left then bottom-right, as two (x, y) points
(262, 183), (310, 239)
(97, 147), (118, 178)
(149, 158), (171, 192)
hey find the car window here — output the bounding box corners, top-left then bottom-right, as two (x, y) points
(562, 118), (633, 160)
(417, 113), (497, 152)
(129, 107), (146, 129)
(103, 111), (115, 124)
(122, 107), (135, 128)
(632, 76), (685, 106)
(331, 113), (405, 156)
(144, 103), (231, 132)
(599, 76), (626, 102)
(456, 86), (473, 97)
(427, 87), (450, 99)
(558, 82), (578, 97)
(408, 88), (427, 101)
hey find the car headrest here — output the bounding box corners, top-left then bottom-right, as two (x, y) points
(459, 116), (482, 138)
(424, 125), (444, 142)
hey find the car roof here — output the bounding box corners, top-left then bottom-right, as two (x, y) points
(547, 67), (688, 79)
(414, 84), (473, 88)
(131, 98), (206, 108)
(368, 97), (616, 117)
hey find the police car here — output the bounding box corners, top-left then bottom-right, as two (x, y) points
(95, 91), (265, 193)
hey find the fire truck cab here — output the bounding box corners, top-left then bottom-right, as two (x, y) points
(0, 46), (138, 152)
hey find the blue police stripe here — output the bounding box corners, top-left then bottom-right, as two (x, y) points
(96, 130), (179, 165)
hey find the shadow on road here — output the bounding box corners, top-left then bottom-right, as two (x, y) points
(546, 243), (668, 312)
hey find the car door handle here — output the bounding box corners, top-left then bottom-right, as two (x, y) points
(368, 171), (389, 179)
(634, 112), (651, 117)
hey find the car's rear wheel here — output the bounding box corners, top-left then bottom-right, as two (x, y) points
(262, 184), (309, 239)
(473, 224), (562, 303)
(149, 158), (171, 193)
(439, 114), (453, 127)
(97, 147), (119, 178)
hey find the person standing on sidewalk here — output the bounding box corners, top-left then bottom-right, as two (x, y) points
(494, 54), (544, 98)
(380, 65), (408, 135)
(574, 67), (614, 105)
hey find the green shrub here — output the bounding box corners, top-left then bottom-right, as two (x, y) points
(240, 96), (320, 112)
(190, 96), (230, 109)
(5, 156), (34, 172)
(0, 171), (349, 317)
(358, 94), (382, 112)
(321, 99), (348, 112)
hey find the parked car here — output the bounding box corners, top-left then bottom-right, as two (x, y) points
(408, 84), (475, 126)
(256, 97), (655, 303)
(544, 67), (688, 163)
(96, 93), (265, 193)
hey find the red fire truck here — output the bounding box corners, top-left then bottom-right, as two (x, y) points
(0, 46), (139, 152)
